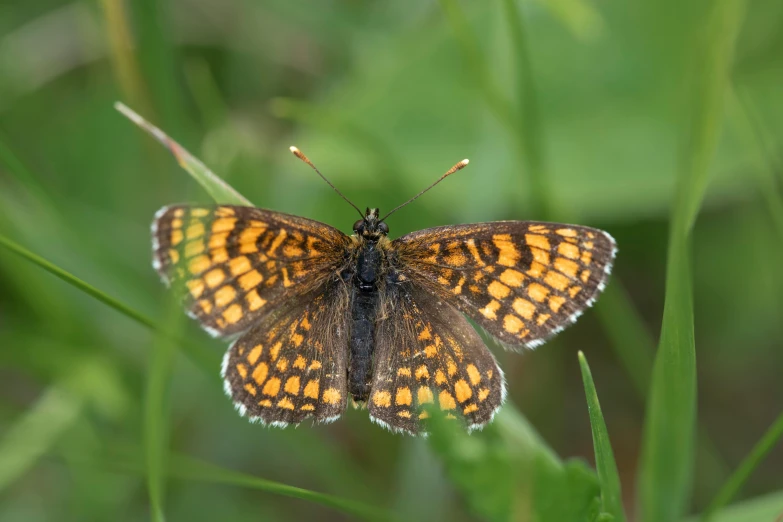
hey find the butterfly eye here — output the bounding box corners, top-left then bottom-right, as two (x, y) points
(378, 222), (389, 234)
(353, 219), (365, 233)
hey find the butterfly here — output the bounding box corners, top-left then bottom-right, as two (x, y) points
(151, 147), (616, 435)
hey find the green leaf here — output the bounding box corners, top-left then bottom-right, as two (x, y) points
(114, 102), (252, 206)
(637, 1), (746, 521)
(427, 405), (600, 522)
(578, 352), (626, 522)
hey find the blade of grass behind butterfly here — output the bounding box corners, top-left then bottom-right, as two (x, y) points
(114, 102), (252, 206)
(637, 1), (745, 521)
(0, 382), (83, 491)
(729, 88), (783, 244)
(699, 410), (783, 522)
(578, 352), (626, 522)
(63, 444), (397, 522)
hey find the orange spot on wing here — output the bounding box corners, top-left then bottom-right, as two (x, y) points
(544, 270), (570, 291)
(513, 298), (536, 319)
(262, 377), (281, 396)
(373, 390), (391, 407)
(304, 379), (320, 399)
(454, 379), (472, 402)
(222, 303), (243, 324)
(527, 282), (550, 302)
(499, 268), (525, 287)
(284, 376), (300, 395)
(438, 390), (456, 410)
(556, 228), (578, 237)
(211, 217), (237, 233)
(214, 285), (236, 307)
(322, 388), (341, 405)
(186, 279), (205, 299)
(277, 397), (295, 410)
(549, 295), (567, 313)
(503, 314), (526, 334)
(558, 242), (580, 260)
(238, 270), (263, 291)
(554, 257), (579, 278)
(247, 345), (263, 365)
(488, 280), (511, 299)
(246, 290), (267, 311)
(253, 363), (269, 386)
(479, 300), (501, 320)
(417, 386), (434, 404)
(188, 255), (211, 275)
(396, 387), (412, 406)
(466, 364), (481, 385)
(229, 256), (251, 276)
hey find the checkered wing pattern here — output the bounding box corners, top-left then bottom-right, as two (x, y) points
(221, 283), (351, 425)
(393, 222), (616, 349)
(152, 205), (351, 337)
(368, 283), (504, 434)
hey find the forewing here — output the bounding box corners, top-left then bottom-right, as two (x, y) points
(221, 281), (350, 425)
(393, 222), (616, 349)
(368, 283), (505, 435)
(152, 204), (350, 337)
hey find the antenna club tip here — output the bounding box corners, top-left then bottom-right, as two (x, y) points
(461, 159), (469, 165)
(289, 146), (299, 153)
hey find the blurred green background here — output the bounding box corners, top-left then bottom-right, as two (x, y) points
(1, 0), (782, 521)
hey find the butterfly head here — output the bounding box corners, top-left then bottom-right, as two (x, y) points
(353, 208), (389, 240)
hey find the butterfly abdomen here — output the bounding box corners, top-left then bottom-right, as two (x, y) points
(348, 241), (382, 403)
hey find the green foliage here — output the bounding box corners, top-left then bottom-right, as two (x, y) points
(1, 0), (782, 521)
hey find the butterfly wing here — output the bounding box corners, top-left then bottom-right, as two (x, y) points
(368, 282), (505, 435)
(392, 222), (616, 349)
(152, 205), (351, 337)
(221, 281), (351, 425)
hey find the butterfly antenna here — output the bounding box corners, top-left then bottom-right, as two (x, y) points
(290, 146), (364, 218)
(380, 159), (469, 221)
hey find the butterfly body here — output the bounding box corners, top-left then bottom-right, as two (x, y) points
(347, 234), (385, 403)
(152, 203), (616, 435)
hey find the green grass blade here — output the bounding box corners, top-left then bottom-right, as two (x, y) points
(730, 88), (783, 243)
(70, 446), (395, 522)
(637, 1), (745, 521)
(167, 454), (396, 522)
(144, 298), (182, 522)
(0, 233), (157, 330)
(0, 233), (216, 374)
(700, 411), (783, 522)
(0, 384), (82, 491)
(114, 102), (252, 206)
(578, 352), (626, 522)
